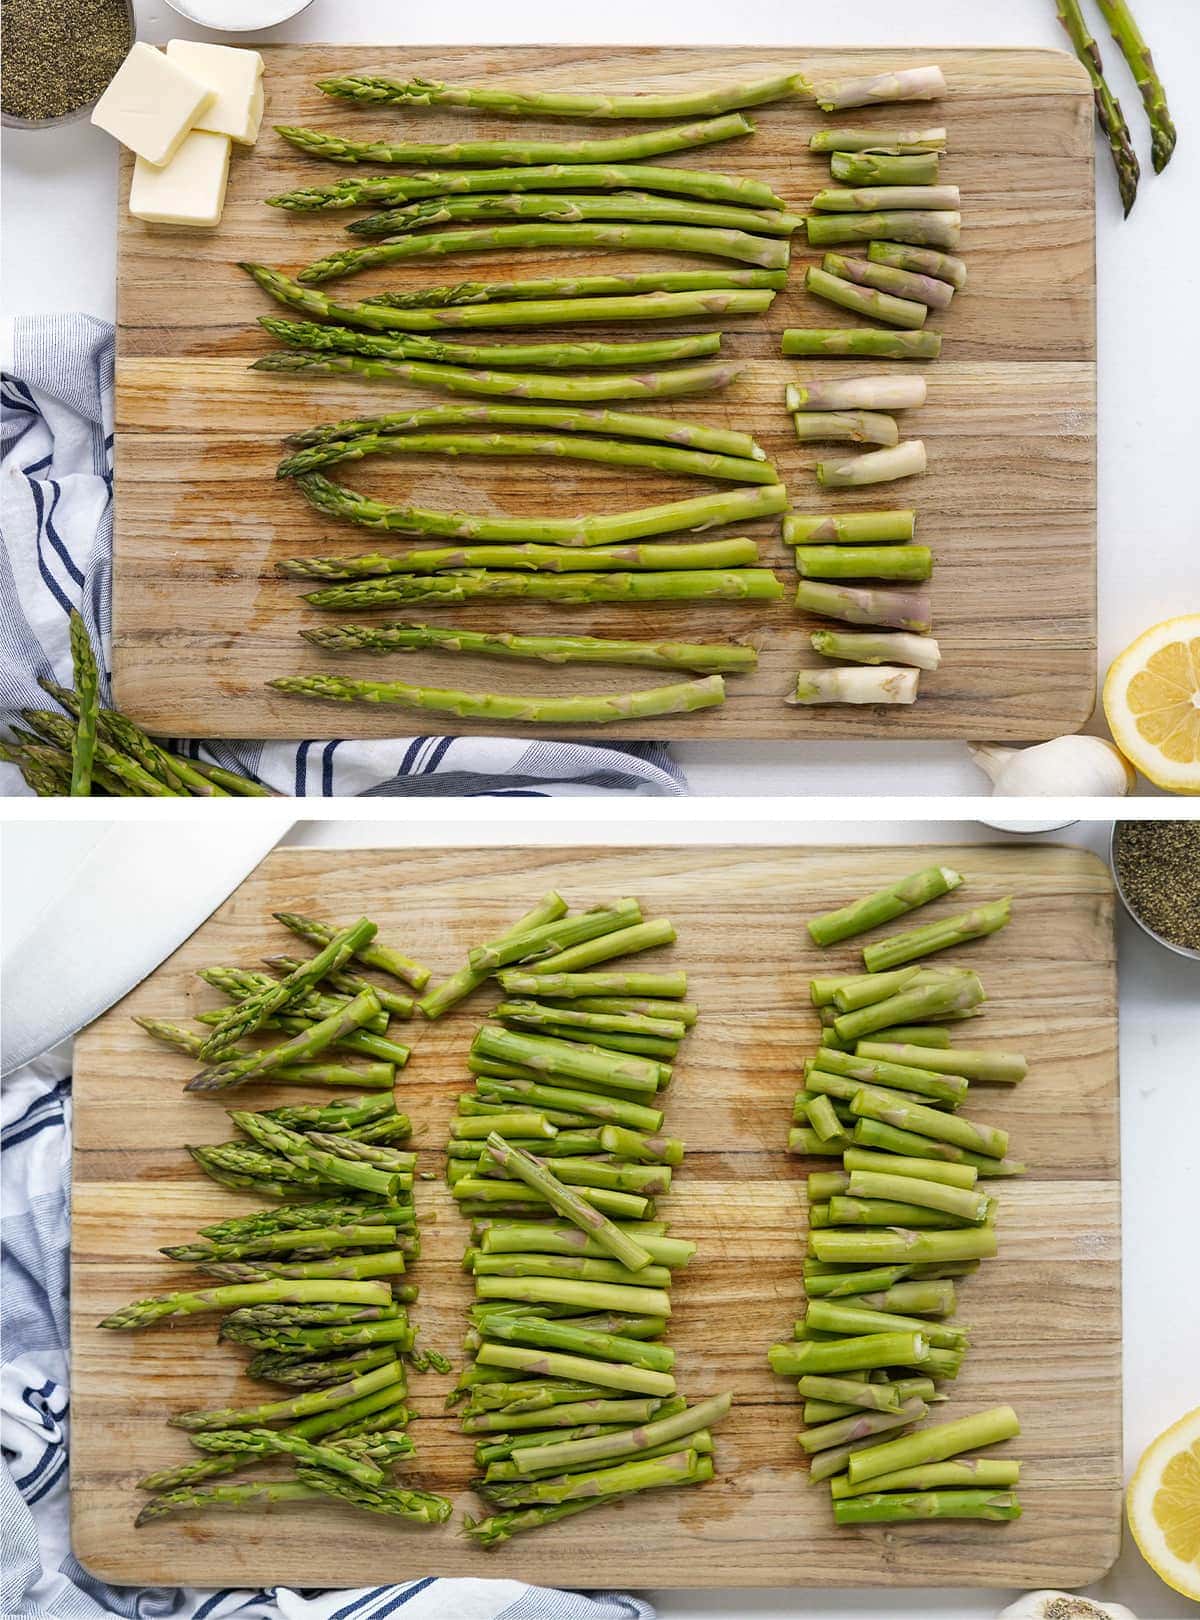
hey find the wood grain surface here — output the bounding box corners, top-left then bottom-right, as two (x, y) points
(112, 46), (1097, 743)
(70, 842), (1122, 1589)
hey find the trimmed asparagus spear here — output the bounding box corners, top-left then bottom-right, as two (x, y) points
(788, 378), (926, 413)
(1055, 0), (1140, 213)
(831, 151), (940, 184)
(99, 1279), (390, 1330)
(347, 192), (804, 238)
(479, 1224), (691, 1267)
(794, 544), (931, 580)
(806, 265), (927, 330)
(869, 239), (967, 288)
(796, 1376), (902, 1414)
(464, 1497), (613, 1546)
(65, 611), (100, 795)
(792, 412), (898, 447)
(833, 971), (984, 1042)
(203, 1252), (413, 1284)
(849, 1406), (1020, 1484)
(811, 966), (921, 1008)
(187, 990), (386, 1093)
(199, 922), (376, 1055)
(276, 112), (758, 166)
(850, 1090), (1007, 1159)
(135, 1480), (325, 1525)
(305, 621), (756, 676)
(835, 1489), (1021, 1524)
(810, 127), (947, 153)
(812, 1227), (998, 1266)
(822, 251), (954, 309)
(498, 1000), (684, 1039)
(806, 212), (961, 249)
(782, 328), (941, 360)
(302, 572), (782, 612)
(297, 224), (791, 285)
(790, 668), (918, 706)
(241, 263), (776, 331)
(263, 956), (412, 1019)
(190, 1427), (384, 1486)
(294, 1467), (452, 1524)
(272, 910), (428, 989)
(812, 630), (940, 670)
(769, 1332), (927, 1376)
(847, 1170), (990, 1223)
(862, 899), (1012, 971)
(475, 1074), (664, 1132)
(509, 1393), (730, 1478)
(842, 1148), (976, 1189)
(479, 1313), (675, 1372)
(808, 864), (963, 946)
(482, 1134), (654, 1272)
(852, 1118), (1025, 1177)
(268, 164), (787, 212)
(481, 1445), (712, 1508)
(281, 540), (763, 578)
(475, 1341), (675, 1398)
(830, 1458), (1021, 1497)
(856, 1042), (1027, 1083)
(798, 1397), (928, 1453)
(815, 1044), (969, 1103)
(132, 1017), (396, 1088)
(784, 510), (915, 544)
(230, 1112), (407, 1196)
(1096, 0), (1176, 172)
(162, 1225), (402, 1263)
(502, 969), (686, 999)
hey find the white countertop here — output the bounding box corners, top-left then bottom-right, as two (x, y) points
(3, 809), (1197, 1616)
(4, 2), (1198, 796)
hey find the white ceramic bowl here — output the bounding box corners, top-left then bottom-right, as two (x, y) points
(163, 0), (315, 29)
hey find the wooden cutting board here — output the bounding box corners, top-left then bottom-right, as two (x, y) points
(111, 45), (1096, 743)
(70, 842), (1121, 1589)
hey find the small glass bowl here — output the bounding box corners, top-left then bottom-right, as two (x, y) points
(162, 0), (315, 28)
(1109, 822), (1200, 962)
(1, 0), (135, 130)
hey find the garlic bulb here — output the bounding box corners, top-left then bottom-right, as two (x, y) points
(998, 1595), (1138, 1620)
(970, 738), (1136, 797)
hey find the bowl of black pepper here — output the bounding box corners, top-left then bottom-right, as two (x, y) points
(2, 0), (134, 129)
(1111, 820), (1200, 962)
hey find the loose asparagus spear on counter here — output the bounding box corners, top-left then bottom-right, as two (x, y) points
(794, 546), (932, 582)
(811, 185), (960, 213)
(198, 921), (377, 1054)
(283, 541), (761, 580)
(834, 1488), (1020, 1523)
(1095, 0), (1175, 172)
(317, 70), (808, 118)
(787, 378), (926, 413)
(855, 1042), (1027, 1084)
(861, 899), (1012, 971)
(1055, 0), (1140, 213)
(275, 110), (759, 166)
(816, 442), (928, 488)
(808, 865), (963, 946)
(784, 510), (916, 544)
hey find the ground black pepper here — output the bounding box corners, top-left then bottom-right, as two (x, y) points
(2, 0), (132, 123)
(1114, 820), (1200, 952)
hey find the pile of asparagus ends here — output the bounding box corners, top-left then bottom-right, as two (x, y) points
(114, 913), (450, 1526)
(769, 862), (1026, 1526)
(418, 888), (731, 1546)
(1, 611), (273, 797)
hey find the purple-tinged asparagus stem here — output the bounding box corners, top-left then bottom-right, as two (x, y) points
(868, 239), (967, 288)
(789, 668), (919, 706)
(822, 252), (954, 309)
(811, 185), (959, 213)
(816, 441), (927, 488)
(791, 412), (898, 446)
(784, 510), (915, 544)
(806, 211), (961, 250)
(805, 266), (927, 330)
(795, 579), (932, 633)
(812, 630), (941, 670)
(786, 377), (925, 413)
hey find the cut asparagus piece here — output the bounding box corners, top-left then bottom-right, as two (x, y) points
(796, 1375), (902, 1414)
(478, 1312), (676, 1372)
(808, 864), (964, 946)
(817, 441), (927, 488)
(187, 990), (387, 1093)
(814, 1043), (969, 1104)
(789, 668), (918, 706)
(787, 377), (926, 413)
(811, 1227), (998, 1266)
(856, 1042), (1027, 1084)
(797, 1397), (928, 1453)
(784, 510), (915, 544)
(481, 1446), (713, 1507)
(482, 1135), (654, 1273)
(868, 239), (967, 288)
(830, 151), (940, 184)
(479, 1223), (692, 1267)
(806, 212), (961, 250)
(510, 1393), (730, 1477)
(834, 1489), (1021, 1524)
(99, 1279), (390, 1330)
(852, 1118), (1025, 1178)
(418, 890), (567, 1020)
(169, 1360), (402, 1430)
(830, 1458), (1021, 1497)
(810, 127), (947, 154)
(782, 328), (941, 359)
(833, 971), (984, 1042)
(812, 630), (941, 670)
(822, 251), (954, 309)
(500, 969), (686, 999)
(813, 185), (959, 214)
(474, 1341), (675, 1398)
(850, 1090), (1007, 1159)
(805, 265), (927, 330)
(862, 899), (1012, 971)
(846, 1170), (990, 1223)
(842, 1148), (976, 1188)
(792, 412), (898, 447)
(769, 1331), (927, 1376)
(848, 1405), (1021, 1484)
(811, 966), (921, 1010)
(527, 918), (677, 976)
(794, 544), (931, 580)
(808, 66), (947, 112)
(796, 579), (932, 634)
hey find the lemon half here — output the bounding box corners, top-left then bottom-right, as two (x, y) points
(1103, 615), (1200, 793)
(1126, 1405), (1200, 1600)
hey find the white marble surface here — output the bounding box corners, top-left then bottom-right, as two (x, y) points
(2, 810), (1197, 1615)
(4, 1), (1198, 794)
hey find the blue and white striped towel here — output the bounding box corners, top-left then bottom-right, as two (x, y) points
(0, 315), (684, 798)
(1, 1050), (656, 1620)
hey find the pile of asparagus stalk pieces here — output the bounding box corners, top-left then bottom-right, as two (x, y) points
(781, 92), (963, 709)
(107, 914), (455, 1527)
(417, 887), (731, 1547)
(768, 863), (1027, 1525)
(236, 62), (948, 722)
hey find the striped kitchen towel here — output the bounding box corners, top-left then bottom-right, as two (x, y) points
(1, 1049), (657, 1620)
(0, 315), (684, 798)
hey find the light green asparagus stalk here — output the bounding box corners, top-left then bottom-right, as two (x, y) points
(199, 921), (376, 1055)
(769, 1331), (928, 1377)
(795, 545), (932, 581)
(479, 1312), (676, 1372)
(483, 1134), (655, 1272)
(851, 1117), (1024, 1177)
(846, 1170), (990, 1223)
(268, 164), (787, 213)
(809, 127), (947, 153)
(317, 70), (807, 118)
(241, 263), (777, 332)
(188, 989), (385, 1092)
(360, 265), (788, 304)
(849, 1089), (1008, 1159)
(784, 511), (915, 545)
(19, 709), (179, 797)
(834, 1489), (1021, 1524)
(293, 471), (787, 544)
(280, 539), (762, 578)
(162, 1224), (402, 1263)
(132, 1016), (396, 1087)
(346, 191), (804, 239)
(271, 672), (726, 724)
(474, 1073), (664, 1132)
(481, 1445), (712, 1507)
(830, 1457), (1021, 1497)
(848, 1405), (1020, 1485)
(419, 891), (567, 1021)
(464, 1497), (613, 1546)
(789, 667), (918, 706)
(297, 223), (790, 285)
(99, 1278), (390, 1330)
(501, 969), (687, 998)
(808, 65), (947, 112)
(478, 1223), (691, 1267)
(302, 571), (782, 612)
(783, 328), (941, 360)
(862, 899), (1012, 971)
(806, 211), (961, 250)
(797, 1397), (928, 1453)
(498, 1000), (684, 1039)
(275, 111), (758, 166)
(190, 1427), (384, 1486)
(814, 1043), (969, 1103)
(463, 1394), (667, 1433)
(134, 1479), (324, 1524)
(832, 970), (984, 1041)
(792, 412), (898, 447)
(796, 1376), (903, 1414)
(811, 1224), (998, 1268)
(869, 239), (966, 288)
(812, 184), (959, 213)
(1055, 0), (1140, 213)
(474, 1340), (675, 1398)
(805, 265), (928, 330)
(509, 1393), (730, 1479)
(787, 377), (925, 412)
(810, 965), (920, 1008)
(822, 251), (954, 310)
(808, 863), (963, 945)
(474, 1021), (664, 1090)
(841, 1148), (976, 1189)
(1095, 0), (1175, 171)
(812, 630), (941, 670)
(169, 1360), (403, 1431)
(855, 1042), (1027, 1083)
(831, 151), (941, 184)
(230, 1111), (407, 1196)
(816, 440), (926, 487)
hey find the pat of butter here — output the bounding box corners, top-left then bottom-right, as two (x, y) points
(129, 130), (232, 227)
(92, 42), (214, 167)
(166, 40), (266, 146)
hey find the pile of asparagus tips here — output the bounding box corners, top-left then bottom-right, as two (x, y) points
(0, 610), (272, 796)
(414, 887), (731, 1547)
(113, 912), (452, 1527)
(768, 862), (1027, 1525)
(779, 75), (963, 709)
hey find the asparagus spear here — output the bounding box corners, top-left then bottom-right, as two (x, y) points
(868, 239), (967, 288)
(203, 1252), (413, 1284)
(188, 990), (386, 1092)
(419, 891), (567, 1021)
(257, 349), (744, 404)
(230, 1112), (409, 1196)
(268, 164), (787, 212)
(463, 1395), (665, 1433)
(1055, 0), (1140, 213)
(135, 1480), (326, 1525)
(39, 678), (228, 797)
(189, 1427), (384, 1486)
(830, 1458), (1021, 1497)
(789, 668), (918, 706)
(497, 1000), (684, 1039)
(163, 1225), (402, 1262)
(787, 378), (925, 413)
(99, 1279), (390, 1330)
(794, 545), (931, 581)
(198, 965), (387, 1032)
(792, 412), (899, 447)
(274, 672), (727, 724)
(264, 316), (726, 373)
(464, 1497), (612, 1546)
(830, 151), (940, 184)
(805, 212), (961, 250)
(769, 1331), (928, 1377)
(809, 128), (947, 153)
(284, 400), (767, 462)
(812, 630), (940, 670)
(784, 511), (915, 545)
(199, 922), (376, 1054)
(1096, 0), (1176, 171)
(834, 971), (984, 1041)
(272, 911), (429, 989)
(294, 472), (787, 545)
(503, 970), (688, 999)
(783, 328), (941, 360)
(822, 251), (954, 309)
(795, 578), (933, 634)
(276, 111), (758, 166)
(482, 1135), (654, 1272)
(812, 1224), (998, 1267)
(316, 70), (807, 118)
(302, 571), (783, 612)
(812, 184), (959, 213)
(846, 1169), (989, 1223)
(835, 1489), (1020, 1524)
(170, 1360), (402, 1431)
(221, 1316), (415, 1355)
(796, 1376), (902, 1414)
(294, 1466), (452, 1524)
(814, 1044), (969, 1103)
(241, 264), (777, 331)
(304, 1132), (415, 1171)
(297, 224), (791, 285)
(132, 1017), (396, 1087)
(475, 1074), (664, 1132)
(20, 710), (180, 797)
(808, 864), (963, 946)
(798, 1397), (928, 1453)
(347, 192), (804, 239)
(851, 1118), (1025, 1177)
(850, 1090), (1008, 1159)
(861, 899), (1012, 971)
(849, 1405), (1020, 1484)
(806, 265), (927, 330)
(263, 956), (412, 1019)
(509, 1393), (730, 1479)
(282, 540), (761, 579)
(66, 611), (100, 795)
(807, 66), (947, 112)
(479, 1313), (676, 1373)
(279, 436), (774, 489)
(475, 1341), (675, 1399)
(482, 1445), (711, 1507)
(855, 1042), (1027, 1084)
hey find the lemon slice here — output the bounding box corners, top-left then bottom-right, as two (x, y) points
(1126, 1406), (1200, 1600)
(1103, 615), (1200, 793)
